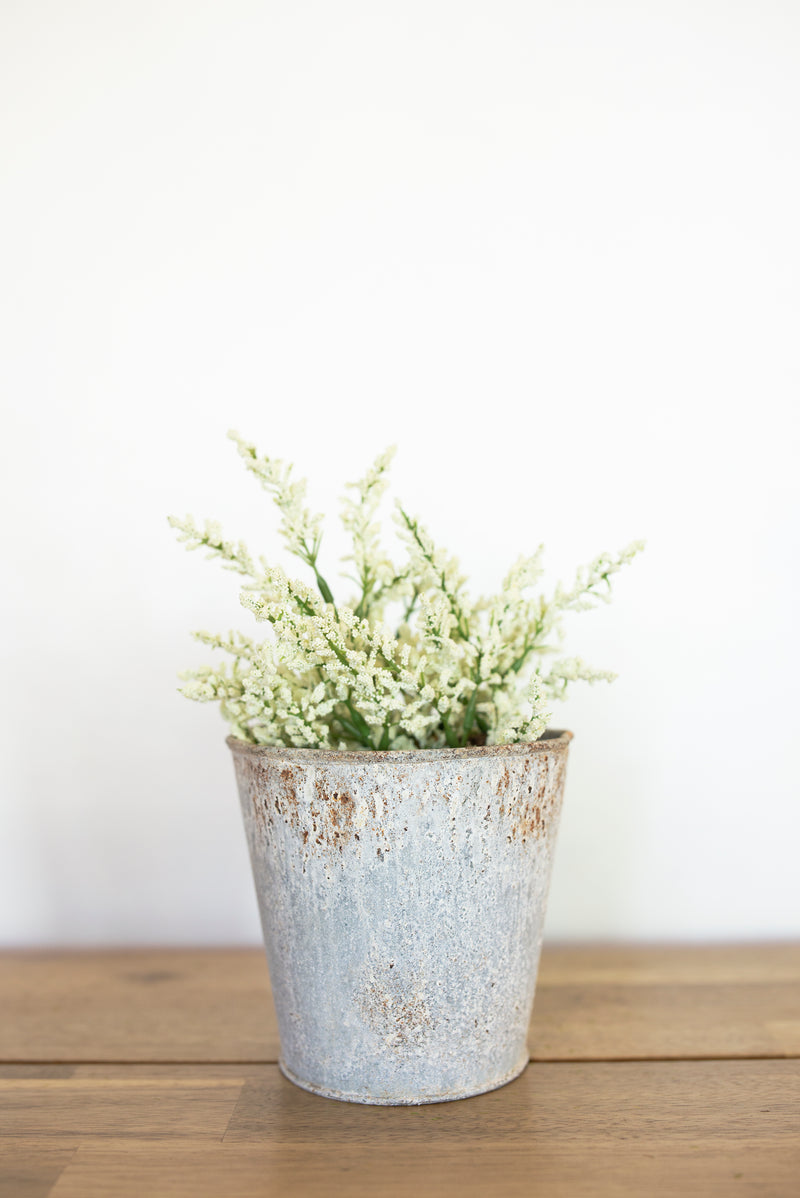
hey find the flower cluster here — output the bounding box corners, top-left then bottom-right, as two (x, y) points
(169, 434), (643, 750)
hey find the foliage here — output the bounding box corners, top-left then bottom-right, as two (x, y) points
(169, 434), (643, 750)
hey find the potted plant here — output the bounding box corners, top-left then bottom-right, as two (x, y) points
(170, 434), (642, 1105)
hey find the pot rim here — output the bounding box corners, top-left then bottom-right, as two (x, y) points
(226, 728), (572, 765)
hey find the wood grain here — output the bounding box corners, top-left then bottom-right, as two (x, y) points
(0, 1141), (76, 1198)
(220, 1059), (800, 1145)
(0, 949), (274, 1063)
(2, 947), (799, 1196)
(46, 1143), (800, 1198)
(2, 944), (798, 1063)
(540, 943), (800, 985)
(0, 1061), (794, 1197)
(0, 1076), (242, 1139)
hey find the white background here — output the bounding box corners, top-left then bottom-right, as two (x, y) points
(2, 0), (798, 946)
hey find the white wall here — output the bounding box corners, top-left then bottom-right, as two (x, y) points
(2, 0), (798, 946)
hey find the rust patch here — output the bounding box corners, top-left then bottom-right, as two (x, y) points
(495, 766), (511, 797)
(235, 757), (271, 836)
(356, 965), (432, 1050)
(234, 746), (566, 862)
(311, 779), (357, 851)
(500, 759), (563, 845)
(326, 787), (355, 828)
(239, 760), (396, 859)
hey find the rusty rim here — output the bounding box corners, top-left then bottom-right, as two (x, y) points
(226, 729), (572, 764)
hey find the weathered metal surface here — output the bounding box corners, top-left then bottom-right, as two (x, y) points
(228, 731), (573, 1105)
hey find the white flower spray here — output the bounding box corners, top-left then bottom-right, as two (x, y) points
(170, 434), (644, 750)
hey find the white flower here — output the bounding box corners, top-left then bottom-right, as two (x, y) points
(171, 436), (643, 749)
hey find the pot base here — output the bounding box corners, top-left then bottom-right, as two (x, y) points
(278, 1050), (530, 1106)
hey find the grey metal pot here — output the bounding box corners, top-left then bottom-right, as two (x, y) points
(229, 730), (572, 1105)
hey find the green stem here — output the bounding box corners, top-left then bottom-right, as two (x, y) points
(402, 586), (420, 623)
(353, 572), (375, 621)
(335, 715), (373, 748)
(441, 711), (458, 748)
(398, 510), (470, 640)
(354, 564), (374, 621)
(314, 571), (335, 606)
(460, 684), (481, 747)
(345, 699), (373, 743)
(509, 616), (546, 675)
(297, 537), (335, 607)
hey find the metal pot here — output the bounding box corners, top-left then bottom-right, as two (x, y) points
(229, 731), (572, 1105)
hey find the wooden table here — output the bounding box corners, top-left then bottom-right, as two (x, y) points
(1, 945), (798, 1196)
